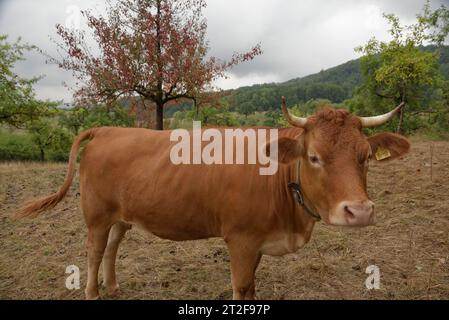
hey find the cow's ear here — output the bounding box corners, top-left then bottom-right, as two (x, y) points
(265, 136), (304, 164)
(367, 133), (410, 162)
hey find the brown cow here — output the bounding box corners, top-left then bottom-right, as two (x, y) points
(16, 98), (410, 300)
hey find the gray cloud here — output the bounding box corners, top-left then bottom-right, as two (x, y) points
(0, 0), (447, 101)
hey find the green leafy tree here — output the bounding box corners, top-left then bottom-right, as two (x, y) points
(355, 2), (449, 133)
(237, 101), (255, 119)
(171, 103), (238, 128)
(59, 107), (89, 135)
(29, 119), (73, 161)
(263, 110), (281, 127)
(0, 35), (55, 127)
(59, 105), (134, 134)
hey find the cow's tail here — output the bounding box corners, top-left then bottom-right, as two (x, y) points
(15, 128), (97, 219)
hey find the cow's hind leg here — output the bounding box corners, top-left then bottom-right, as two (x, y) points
(226, 237), (262, 300)
(102, 221), (131, 296)
(85, 224), (111, 300)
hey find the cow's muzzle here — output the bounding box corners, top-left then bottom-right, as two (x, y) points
(330, 200), (375, 226)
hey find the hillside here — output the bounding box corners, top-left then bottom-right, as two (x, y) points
(227, 45), (449, 112)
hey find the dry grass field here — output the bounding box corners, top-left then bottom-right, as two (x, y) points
(0, 138), (448, 300)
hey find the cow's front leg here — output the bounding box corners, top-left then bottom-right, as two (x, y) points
(226, 237), (262, 300)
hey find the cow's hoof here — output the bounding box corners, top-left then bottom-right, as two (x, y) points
(104, 283), (121, 297)
(85, 289), (100, 300)
(108, 286), (121, 297)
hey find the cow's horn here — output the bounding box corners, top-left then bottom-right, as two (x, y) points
(281, 97), (308, 128)
(359, 102), (405, 128)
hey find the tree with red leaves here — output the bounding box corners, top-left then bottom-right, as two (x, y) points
(55, 0), (262, 130)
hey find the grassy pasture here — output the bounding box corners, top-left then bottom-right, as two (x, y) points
(0, 138), (448, 299)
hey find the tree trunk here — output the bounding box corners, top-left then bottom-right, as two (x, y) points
(195, 100), (199, 120)
(396, 108), (405, 134)
(396, 88), (407, 134)
(40, 148), (45, 162)
(155, 0), (164, 131)
(156, 102), (164, 130)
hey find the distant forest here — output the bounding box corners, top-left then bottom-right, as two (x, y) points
(222, 45), (449, 113)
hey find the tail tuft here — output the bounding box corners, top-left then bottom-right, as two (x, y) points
(15, 192), (66, 219)
(14, 128), (96, 219)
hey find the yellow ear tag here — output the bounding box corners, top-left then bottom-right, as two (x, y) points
(375, 146), (391, 161)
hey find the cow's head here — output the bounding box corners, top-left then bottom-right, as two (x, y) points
(275, 97), (410, 227)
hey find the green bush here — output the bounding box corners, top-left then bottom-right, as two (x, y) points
(0, 125), (73, 162)
(0, 129), (41, 161)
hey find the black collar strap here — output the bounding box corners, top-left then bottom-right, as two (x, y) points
(288, 161), (322, 221)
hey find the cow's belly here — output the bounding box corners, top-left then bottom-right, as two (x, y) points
(121, 207), (218, 241)
(125, 217), (216, 241)
(260, 232), (307, 256)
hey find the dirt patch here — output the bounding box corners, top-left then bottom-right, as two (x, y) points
(0, 139), (448, 299)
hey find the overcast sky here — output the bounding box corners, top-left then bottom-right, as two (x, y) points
(0, 0), (448, 102)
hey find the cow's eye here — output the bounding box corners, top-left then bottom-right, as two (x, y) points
(309, 155), (320, 165)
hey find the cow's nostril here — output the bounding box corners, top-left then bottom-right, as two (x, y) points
(344, 205), (355, 219)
